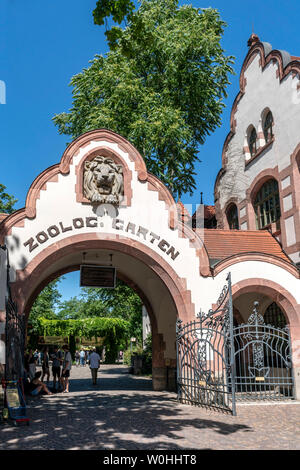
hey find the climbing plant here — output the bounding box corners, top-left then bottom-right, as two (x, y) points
(35, 317), (130, 363)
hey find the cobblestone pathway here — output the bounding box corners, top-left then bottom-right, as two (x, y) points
(0, 365), (299, 450)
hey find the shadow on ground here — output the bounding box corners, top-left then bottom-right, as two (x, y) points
(0, 365), (253, 450)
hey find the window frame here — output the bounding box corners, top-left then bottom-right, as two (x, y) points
(263, 111), (273, 144)
(226, 204), (239, 230)
(248, 127), (257, 157)
(264, 302), (287, 328)
(253, 178), (281, 230)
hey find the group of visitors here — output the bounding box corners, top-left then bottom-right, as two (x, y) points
(24, 344), (73, 397)
(75, 349), (92, 367)
(24, 345), (101, 396)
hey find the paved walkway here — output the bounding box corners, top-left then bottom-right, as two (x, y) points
(0, 365), (299, 450)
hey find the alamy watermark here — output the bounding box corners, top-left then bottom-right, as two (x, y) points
(0, 80), (6, 104)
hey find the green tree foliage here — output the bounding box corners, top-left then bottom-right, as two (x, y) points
(56, 295), (107, 319)
(84, 280), (143, 341)
(29, 278), (143, 345)
(28, 279), (62, 336)
(93, 0), (135, 27)
(54, 0), (234, 198)
(0, 184), (17, 214)
(59, 280), (143, 343)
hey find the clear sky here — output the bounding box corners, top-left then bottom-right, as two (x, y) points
(1, 0), (299, 302)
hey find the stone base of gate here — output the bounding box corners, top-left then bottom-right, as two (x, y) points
(152, 367), (176, 391)
(294, 367), (300, 400)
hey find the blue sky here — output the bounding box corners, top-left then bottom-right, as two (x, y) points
(1, 0), (299, 303)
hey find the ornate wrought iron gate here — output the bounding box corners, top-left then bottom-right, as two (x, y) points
(5, 297), (26, 381)
(231, 301), (295, 401)
(2, 246), (26, 381)
(176, 273), (236, 414)
(176, 274), (295, 414)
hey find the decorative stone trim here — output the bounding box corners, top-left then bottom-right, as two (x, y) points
(231, 277), (300, 334)
(12, 233), (196, 325)
(244, 136), (275, 167)
(246, 167), (280, 231)
(75, 146), (133, 207)
(218, 39), (300, 173)
(0, 129), (183, 238)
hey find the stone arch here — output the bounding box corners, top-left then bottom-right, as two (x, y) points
(11, 233), (196, 391)
(13, 233), (194, 322)
(231, 278), (300, 327)
(231, 278), (300, 389)
(224, 198), (240, 230)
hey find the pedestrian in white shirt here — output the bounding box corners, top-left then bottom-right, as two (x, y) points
(60, 344), (72, 393)
(89, 348), (101, 385)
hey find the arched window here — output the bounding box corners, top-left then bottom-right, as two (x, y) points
(264, 302), (287, 328)
(226, 204), (239, 230)
(263, 111), (273, 143)
(254, 178), (281, 229)
(296, 153), (300, 173)
(248, 127), (257, 156)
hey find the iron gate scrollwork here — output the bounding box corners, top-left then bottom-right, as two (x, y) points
(5, 297), (26, 381)
(176, 273), (236, 415)
(2, 245), (26, 381)
(176, 275), (295, 414)
(231, 301), (295, 401)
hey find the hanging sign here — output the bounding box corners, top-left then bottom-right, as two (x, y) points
(38, 336), (68, 345)
(80, 265), (116, 288)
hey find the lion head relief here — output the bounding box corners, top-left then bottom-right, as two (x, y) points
(83, 155), (124, 205)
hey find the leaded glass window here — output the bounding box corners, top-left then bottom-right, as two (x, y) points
(264, 302), (287, 328)
(226, 204), (239, 230)
(249, 127), (257, 156)
(254, 179), (281, 229)
(263, 111), (273, 143)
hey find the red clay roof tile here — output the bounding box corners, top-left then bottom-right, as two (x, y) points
(198, 229), (292, 264)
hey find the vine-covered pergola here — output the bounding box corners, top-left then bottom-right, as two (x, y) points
(33, 317), (130, 363)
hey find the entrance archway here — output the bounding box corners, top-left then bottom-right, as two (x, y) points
(0, 129), (209, 390)
(14, 235), (194, 391)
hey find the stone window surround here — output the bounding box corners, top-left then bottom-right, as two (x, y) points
(219, 141), (300, 259)
(243, 114), (275, 166)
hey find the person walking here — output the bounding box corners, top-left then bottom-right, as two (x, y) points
(60, 344), (72, 393)
(41, 347), (50, 383)
(28, 349), (37, 380)
(79, 349), (85, 367)
(50, 346), (62, 392)
(89, 348), (101, 385)
(75, 350), (80, 367)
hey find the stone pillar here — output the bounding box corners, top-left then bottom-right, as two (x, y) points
(290, 325), (300, 400)
(152, 360), (177, 392)
(0, 312), (5, 381)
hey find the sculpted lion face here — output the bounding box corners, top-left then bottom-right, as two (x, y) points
(93, 162), (116, 194)
(83, 155), (124, 205)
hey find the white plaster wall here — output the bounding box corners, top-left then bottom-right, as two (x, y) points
(285, 216), (296, 246)
(4, 139), (300, 322)
(6, 139), (202, 312)
(219, 52), (300, 210)
(198, 260), (300, 314)
(283, 193), (293, 212)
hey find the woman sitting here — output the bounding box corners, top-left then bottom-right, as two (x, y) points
(29, 371), (53, 396)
